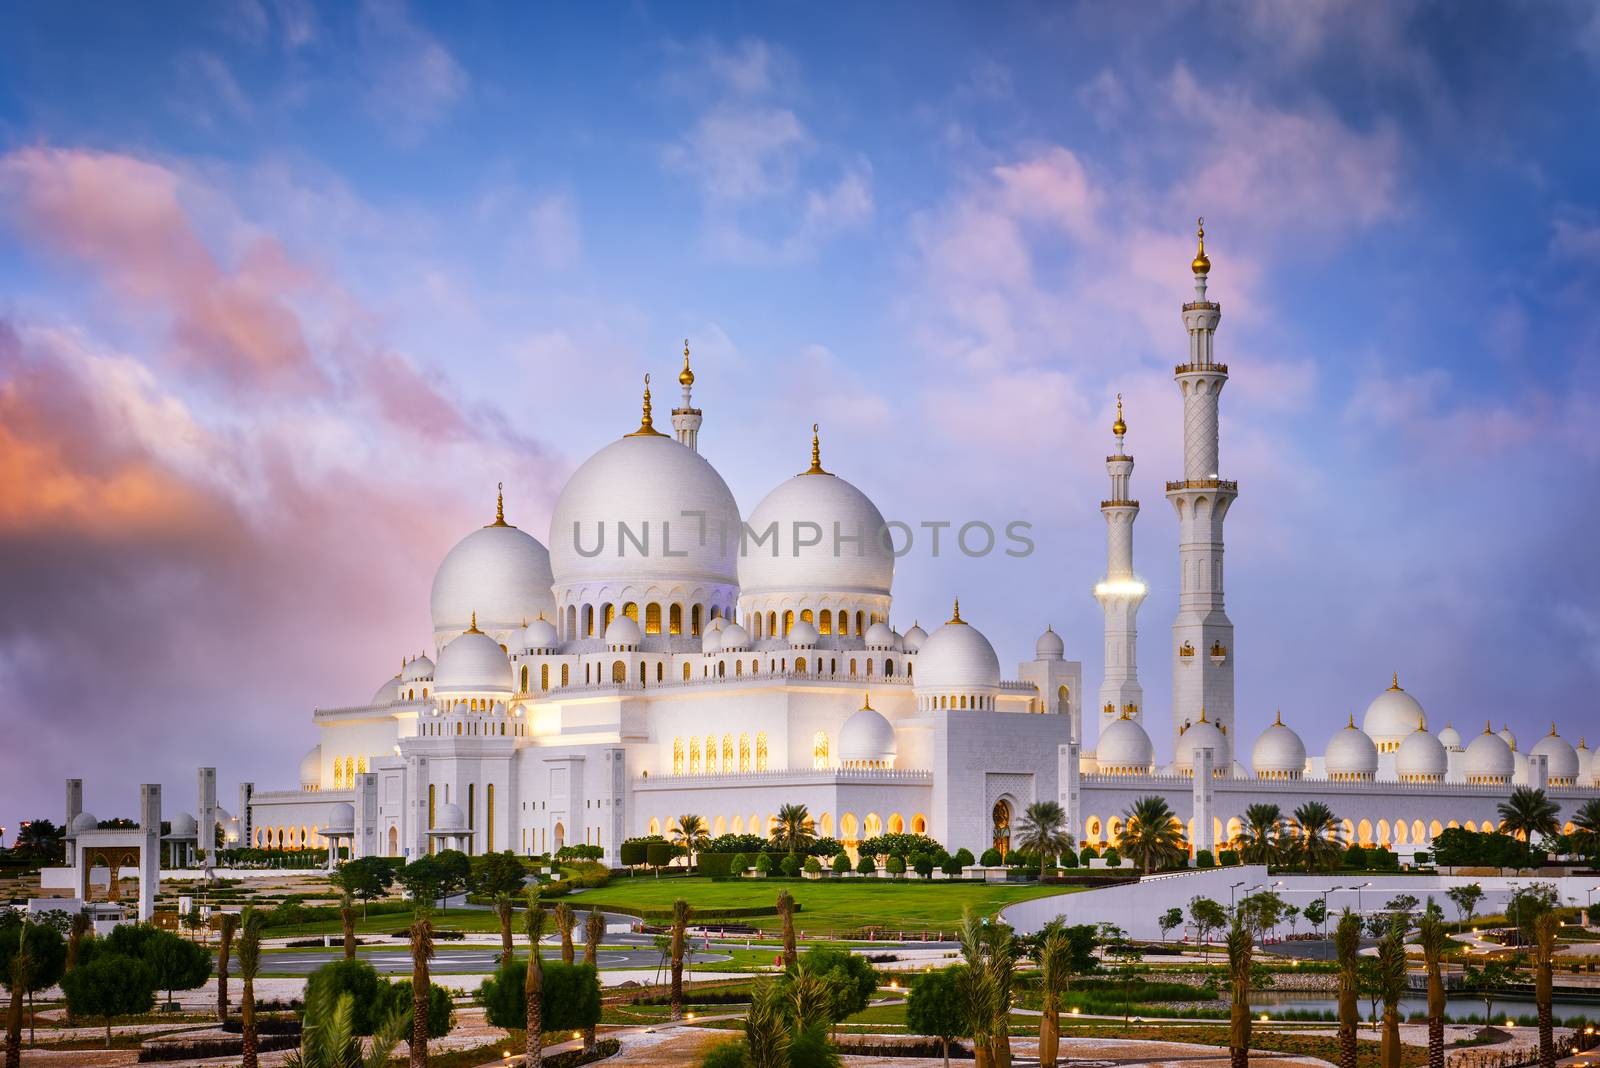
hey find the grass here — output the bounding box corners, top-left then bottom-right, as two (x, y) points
(572, 876), (1075, 936)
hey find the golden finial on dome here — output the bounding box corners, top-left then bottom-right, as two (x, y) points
(467, 611), (481, 634)
(1191, 216), (1211, 275)
(1347, 713), (1356, 728)
(679, 339), (694, 387)
(1484, 720), (1493, 734)
(949, 598), (964, 625)
(801, 423), (829, 475)
(861, 691), (874, 712)
(488, 481), (510, 527)
(1199, 706), (1209, 723)
(1551, 721), (1559, 736)
(625, 373), (666, 437)
(1274, 709), (1283, 726)
(1112, 393), (1127, 437)
(1389, 672), (1400, 691)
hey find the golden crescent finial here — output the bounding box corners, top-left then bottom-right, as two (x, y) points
(625, 372), (666, 437)
(949, 598), (963, 624)
(1112, 392), (1127, 437)
(468, 611), (480, 634)
(1191, 216), (1211, 275)
(679, 339), (694, 386)
(802, 422), (828, 475)
(862, 691), (873, 711)
(489, 481), (509, 526)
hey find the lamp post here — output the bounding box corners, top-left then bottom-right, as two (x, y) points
(1230, 880), (1246, 910)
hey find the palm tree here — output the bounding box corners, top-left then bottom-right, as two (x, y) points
(1012, 801), (1075, 881)
(987, 923), (1016, 1068)
(775, 891), (798, 971)
(340, 890), (358, 961)
(672, 814), (709, 870)
(1375, 920), (1407, 1068)
(1235, 803), (1282, 865)
(66, 909), (91, 973)
(216, 912), (240, 1023)
(958, 908), (995, 1068)
(1290, 801), (1344, 872)
(553, 902), (576, 964)
(523, 892), (546, 1068)
(1417, 910), (1448, 1068)
(1571, 798), (1600, 862)
(1036, 924), (1073, 1068)
(744, 981), (793, 1068)
(7, 921), (31, 1068)
(669, 898), (692, 1020)
(1118, 796), (1186, 874)
(582, 911), (604, 1054)
(284, 980), (406, 1068)
(493, 893), (515, 968)
(407, 908), (434, 1068)
(1498, 786), (1561, 843)
(1334, 909), (1361, 1068)
(769, 804), (816, 855)
(238, 910), (263, 1068)
(1535, 910), (1559, 1068)
(1226, 914), (1253, 1068)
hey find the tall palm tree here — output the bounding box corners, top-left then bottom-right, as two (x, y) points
(1535, 910), (1559, 1068)
(1036, 924), (1072, 1068)
(1334, 909), (1361, 1068)
(407, 908), (434, 1068)
(775, 891), (797, 971)
(1571, 798), (1600, 862)
(958, 908), (996, 1068)
(1498, 786), (1561, 843)
(1375, 919), (1407, 1068)
(238, 910), (263, 1068)
(553, 902), (575, 964)
(987, 923), (1016, 1068)
(669, 898), (692, 1020)
(744, 981), (793, 1068)
(1012, 801), (1075, 881)
(6, 921), (31, 1068)
(340, 889), (358, 961)
(672, 814), (709, 870)
(1235, 803), (1283, 865)
(1417, 910), (1448, 1068)
(1290, 801), (1344, 872)
(215, 912), (241, 1023)
(1226, 914), (1253, 1068)
(493, 893), (515, 968)
(523, 891), (546, 1068)
(769, 804), (816, 855)
(582, 911), (604, 1054)
(1119, 796), (1186, 874)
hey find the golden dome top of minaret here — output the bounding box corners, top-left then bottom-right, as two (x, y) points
(679, 339), (694, 387)
(1112, 393), (1127, 437)
(1191, 216), (1211, 275)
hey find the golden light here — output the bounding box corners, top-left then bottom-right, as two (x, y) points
(1260, 1013), (1270, 1022)
(572, 1032), (582, 1040)
(1070, 1007), (1081, 1015)
(1094, 580), (1148, 597)
(687, 1012), (696, 1020)
(1507, 1020), (1517, 1028)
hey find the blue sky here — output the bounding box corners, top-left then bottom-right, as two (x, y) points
(2, 1), (1599, 826)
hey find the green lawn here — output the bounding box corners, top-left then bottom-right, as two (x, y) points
(572, 876), (1076, 936)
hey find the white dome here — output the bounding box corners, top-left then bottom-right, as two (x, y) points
(324, 803), (355, 834)
(430, 519), (555, 646)
(604, 614), (642, 648)
(403, 656), (435, 682)
(1325, 718), (1379, 781)
(701, 628), (723, 655)
(788, 619), (819, 648)
(521, 617), (558, 651)
(737, 465), (894, 601)
(914, 607), (1001, 692)
(864, 621), (896, 649)
(1498, 725), (1518, 752)
(719, 622), (750, 651)
(1251, 714), (1306, 779)
(1438, 724), (1463, 751)
(706, 615), (728, 635)
(434, 625), (514, 694)
(168, 812), (197, 836)
(1362, 677), (1426, 749)
(902, 623), (927, 651)
(300, 745), (322, 788)
(371, 675), (401, 706)
(838, 700), (897, 766)
(1174, 714), (1230, 776)
(1035, 626), (1065, 661)
(1097, 715), (1154, 774)
(435, 802), (466, 831)
(1395, 728), (1447, 782)
(549, 431), (741, 592)
(69, 811), (99, 834)
(1578, 738), (1593, 786)
(1463, 724), (1514, 784)
(1530, 726), (1580, 785)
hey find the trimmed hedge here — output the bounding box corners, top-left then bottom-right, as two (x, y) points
(139, 1035), (299, 1062)
(698, 852), (738, 879)
(596, 903), (799, 922)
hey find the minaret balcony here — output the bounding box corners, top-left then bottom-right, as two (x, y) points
(1182, 300), (1219, 312)
(1173, 361), (1228, 375)
(1165, 478), (1237, 493)
(1099, 498), (1139, 508)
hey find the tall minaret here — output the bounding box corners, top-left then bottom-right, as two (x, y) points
(1166, 218), (1237, 755)
(1094, 394), (1147, 732)
(672, 339), (703, 451)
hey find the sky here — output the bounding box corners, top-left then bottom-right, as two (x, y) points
(2, 1), (1599, 831)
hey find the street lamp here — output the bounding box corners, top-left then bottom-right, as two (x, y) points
(1230, 881), (1246, 909)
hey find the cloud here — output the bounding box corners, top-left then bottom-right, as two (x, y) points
(356, 0), (466, 141)
(666, 106), (809, 203)
(522, 194), (582, 270)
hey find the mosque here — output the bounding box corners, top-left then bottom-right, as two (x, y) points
(216, 223), (1599, 867)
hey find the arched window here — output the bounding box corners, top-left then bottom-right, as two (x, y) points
(866, 658), (874, 677)
(819, 609), (832, 635)
(656, 662), (664, 683)
(582, 604), (594, 637)
(672, 738), (684, 775)
(682, 662), (691, 681)
(722, 735), (734, 770)
(813, 732), (830, 770)
(801, 608), (814, 624)
(623, 601), (638, 621)
(796, 656), (807, 673)
(855, 611), (865, 636)
(603, 603), (615, 629)
(885, 659), (895, 677)
(639, 660), (647, 685)
(645, 602), (661, 635)
(520, 666), (528, 692)
(561, 664), (569, 686)
(691, 604), (702, 636)
(705, 734), (717, 773)
(690, 738), (701, 774)
(767, 611), (777, 637)
(735, 659), (742, 676)
(540, 664), (549, 691)
(739, 734), (751, 772)
(669, 603), (683, 636)
(611, 660), (626, 684)
(756, 732), (769, 771)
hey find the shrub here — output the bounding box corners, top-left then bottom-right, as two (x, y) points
(138, 1034), (299, 1061)
(381, 979), (455, 1038)
(856, 854), (876, 875)
(1414, 851), (1432, 865)
(980, 848), (1003, 866)
(705, 834), (767, 856)
(1195, 849), (1215, 869)
(1058, 849), (1078, 869)
(1103, 848), (1122, 868)
(856, 833), (941, 860)
(832, 853), (851, 874)
(645, 841), (679, 868)
(952, 848), (975, 867)
(1343, 844), (1368, 869)
(1219, 849), (1240, 866)
(914, 855), (934, 878)
(620, 836), (663, 867)
(940, 856), (963, 876)
(1078, 846), (1099, 864)
(780, 854), (802, 877)
(886, 855), (907, 876)
(554, 844), (604, 862)
(728, 853), (750, 875)
(477, 960), (601, 1033)
(804, 856), (822, 875)
(755, 853), (774, 874)
(304, 959), (387, 1034)
(697, 852), (737, 879)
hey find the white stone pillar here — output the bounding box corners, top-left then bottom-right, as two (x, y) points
(197, 767), (217, 875)
(139, 784), (161, 922)
(1530, 754), (1550, 793)
(1192, 747), (1215, 857)
(1059, 741), (1082, 849)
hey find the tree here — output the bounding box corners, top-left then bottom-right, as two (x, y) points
(2, 918), (67, 1064)
(907, 967), (967, 1068)
(284, 976), (406, 1068)
(469, 851), (527, 898)
(13, 821), (65, 863)
(1035, 924), (1086, 1068)
(339, 890), (358, 961)
(1375, 919), (1407, 1068)
(1304, 898), (1328, 937)
(776, 891), (798, 971)
(1463, 958), (1516, 1023)
(670, 898), (692, 1019)
(1448, 884), (1485, 927)
(1236, 803), (1283, 866)
(1240, 891), (1285, 944)
(396, 857), (444, 907)
(407, 909), (434, 1068)
(143, 929), (212, 1009)
(1334, 909), (1362, 1068)
(1190, 897), (1227, 959)
(1417, 910), (1448, 1068)
(1571, 798), (1600, 861)
(381, 980), (453, 1041)
(523, 893), (546, 1068)
(553, 902), (576, 964)
(1534, 910), (1559, 1068)
(305, 960), (388, 1035)
(1012, 801), (1075, 881)
(238, 911), (263, 1068)
(1290, 801), (1344, 872)
(493, 894), (515, 968)
(476, 960), (600, 1036)
(433, 850), (472, 902)
(333, 857), (394, 908)
(1118, 795), (1186, 873)
(770, 804), (816, 856)
(582, 911), (604, 1054)
(673, 815), (710, 869)
(1284, 903), (1301, 938)
(1226, 914), (1253, 1068)
(1498, 787), (1561, 843)
(66, 909), (92, 974)
(1158, 908), (1184, 942)
(60, 954), (154, 1049)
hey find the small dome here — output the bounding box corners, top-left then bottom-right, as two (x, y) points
(914, 603), (1001, 692)
(706, 615), (728, 635)
(435, 802), (466, 831)
(838, 698), (897, 767)
(1530, 726), (1580, 785)
(300, 745), (322, 788)
(788, 619), (819, 648)
(1438, 724), (1463, 751)
(1463, 724), (1514, 784)
(1325, 717), (1378, 781)
(1362, 676), (1426, 750)
(701, 628), (723, 655)
(719, 623), (750, 651)
(1395, 728), (1447, 782)
(69, 811), (99, 834)
(1498, 725), (1518, 752)
(434, 623), (514, 694)
(864, 621), (896, 649)
(1251, 713), (1306, 779)
(430, 518), (556, 647)
(403, 656), (435, 682)
(902, 623), (927, 652)
(1034, 626), (1065, 661)
(522, 618), (558, 651)
(604, 614), (642, 649)
(1174, 713), (1230, 777)
(1097, 715), (1153, 775)
(324, 803), (355, 834)
(168, 812), (198, 837)
(371, 675), (401, 706)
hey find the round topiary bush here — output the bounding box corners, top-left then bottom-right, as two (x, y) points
(780, 854), (801, 877)
(856, 854), (876, 875)
(728, 852), (750, 875)
(953, 848), (975, 867)
(831, 853), (851, 874)
(1195, 849), (1215, 869)
(914, 855), (934, 878)
(754, 853), (774, 874)
(1058, 849), (1078, 869)
(803, 856), (822, 875)
(886, 855), (907, 876)
(941, 856), (963, 876)
(1103, 847), (1121, 867)
(1079, 845), (1099, 864)
(980, 848), (1003, 866)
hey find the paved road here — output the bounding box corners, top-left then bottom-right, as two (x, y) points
(264, 944), (733, 975)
